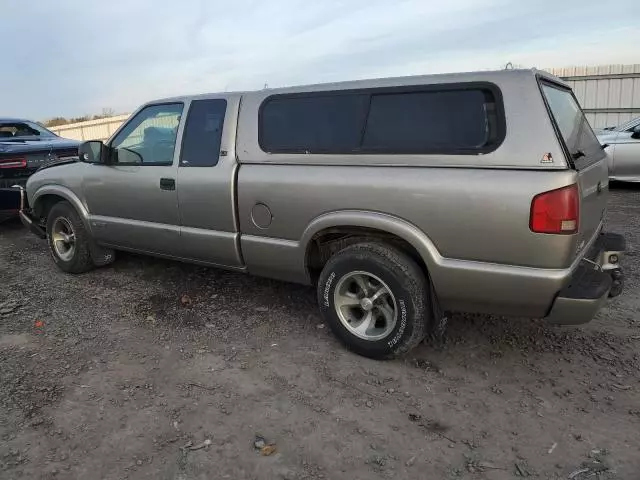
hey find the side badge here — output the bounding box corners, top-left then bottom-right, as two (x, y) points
(540, 152), (554, 164)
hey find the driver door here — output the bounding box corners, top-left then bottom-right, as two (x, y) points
(83, 103), (184, 255)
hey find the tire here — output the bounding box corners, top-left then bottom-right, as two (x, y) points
(46, 201), (94, 274)
(317, 242), (430, 359)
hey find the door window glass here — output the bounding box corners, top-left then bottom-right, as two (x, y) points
(180, 99), (227, 167)
(111, 103), (183, 165)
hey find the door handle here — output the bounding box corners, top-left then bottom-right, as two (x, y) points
(159, 178), (175, 191)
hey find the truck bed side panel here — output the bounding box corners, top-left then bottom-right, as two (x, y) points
(238, 165), (581, 316)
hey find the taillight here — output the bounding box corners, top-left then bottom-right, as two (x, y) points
(0, 157), (27, 169)
(530, 184), (579, 234)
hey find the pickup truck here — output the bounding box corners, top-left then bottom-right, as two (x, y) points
(20, 69), (625, 359)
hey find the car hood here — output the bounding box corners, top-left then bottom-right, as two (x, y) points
(0, 137), (80, 154)
(596, 131), (620, 143)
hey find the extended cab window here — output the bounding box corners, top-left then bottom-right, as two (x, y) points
(259, 85), (502, 154)
(180, 99), (227, 167)
(541, 83), (603, 170)
(110, 103), (183, 165)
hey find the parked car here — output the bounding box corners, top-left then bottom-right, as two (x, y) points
(0, 118), (79, 221)
(19, 69), (625, 359)
(596, 116), (640, 182)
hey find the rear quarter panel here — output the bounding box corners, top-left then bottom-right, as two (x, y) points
(238, 165), (580, 269)
(238, 165), (586, 317)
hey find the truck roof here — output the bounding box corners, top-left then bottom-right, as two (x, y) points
(151, 68), (567, 105)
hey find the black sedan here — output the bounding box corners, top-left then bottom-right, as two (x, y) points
(0, 118), (79, 221)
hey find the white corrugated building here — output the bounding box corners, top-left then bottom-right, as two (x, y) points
(546, 64), (640, 129)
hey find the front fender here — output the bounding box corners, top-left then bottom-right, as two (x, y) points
(31, 185), (91, 230)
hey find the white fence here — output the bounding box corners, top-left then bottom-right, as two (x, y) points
(49, 114), (130, 142)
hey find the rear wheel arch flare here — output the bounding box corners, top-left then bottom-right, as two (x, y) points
(301, 211), (441, 284)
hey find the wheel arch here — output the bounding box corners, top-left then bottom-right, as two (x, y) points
(31, 186), (90, 229)
(301, 210), (442, 285)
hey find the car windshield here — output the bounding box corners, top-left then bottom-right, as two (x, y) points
(0, 120), (57, 139)
(614, 116), (640, 132)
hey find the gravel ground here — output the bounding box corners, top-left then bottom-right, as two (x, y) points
(1, 186), (639, 480)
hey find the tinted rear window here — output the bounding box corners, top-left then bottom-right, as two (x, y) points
(259, 85), (502, 155)
(541, 83), (603, 170)
(362, 90), (491, 151)
(259, 94), (369, 153)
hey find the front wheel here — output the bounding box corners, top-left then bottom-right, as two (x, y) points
(46, 201), (94, 274)
(317, 242), (431, 359)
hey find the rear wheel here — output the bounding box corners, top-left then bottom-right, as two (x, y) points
(317, 242), (430, 359)
(46, 201), (94, 274)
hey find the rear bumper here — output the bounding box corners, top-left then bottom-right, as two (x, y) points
(546, 232), (625, 325)
(0, 186), (23, 222)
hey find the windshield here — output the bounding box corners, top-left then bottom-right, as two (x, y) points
(541, 83), (603, 170)
(0, 120), (57, 139)
(614, 116), (640, 132)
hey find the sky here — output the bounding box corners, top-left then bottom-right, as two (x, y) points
(1, 0), (638, 120)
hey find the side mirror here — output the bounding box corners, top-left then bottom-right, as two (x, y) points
(78, 140), (107, 164)
(631, 125), (640, 139)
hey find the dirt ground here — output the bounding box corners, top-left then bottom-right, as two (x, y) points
(1, 186), (639, 480)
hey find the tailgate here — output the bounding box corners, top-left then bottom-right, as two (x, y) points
(575, 158), (608, 251)
(540, 81), (608, 256)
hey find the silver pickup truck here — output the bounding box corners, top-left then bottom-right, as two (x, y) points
(20, 69), (625, 359)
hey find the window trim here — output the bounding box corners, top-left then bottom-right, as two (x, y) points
(257, 82), (506, 156)
(108, 101), (184, 166)
(178, 98), (228, 168)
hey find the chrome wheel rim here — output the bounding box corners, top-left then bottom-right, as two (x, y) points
(333, 271), (397, 341)
(51, 217), (76, 262)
